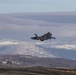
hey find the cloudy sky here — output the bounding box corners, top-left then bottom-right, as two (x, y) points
(0, 0), (76, 13)
(0, 0), (76, 42)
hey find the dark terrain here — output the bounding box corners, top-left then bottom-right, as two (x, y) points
(0, 55), (76, 68)
(0, 55), (76, 75)
(0, 66), (76, 75)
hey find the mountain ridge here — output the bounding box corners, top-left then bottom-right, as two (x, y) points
(0, 54), (76, 68)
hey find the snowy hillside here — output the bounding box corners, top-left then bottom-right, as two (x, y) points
(0, 40), (76, 60)
(36, 40), (76, 60)
(0, 40), (55, 57)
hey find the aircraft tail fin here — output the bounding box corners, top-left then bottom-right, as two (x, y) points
(34, 34), (38, 37)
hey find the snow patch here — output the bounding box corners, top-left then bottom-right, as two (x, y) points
(51, 44), (76, 50)
(0, 41), (18, 45)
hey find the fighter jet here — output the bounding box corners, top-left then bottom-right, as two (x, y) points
(31, 32), (56, 41)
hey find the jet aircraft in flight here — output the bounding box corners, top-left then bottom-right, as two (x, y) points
(31, 32), (56, 41)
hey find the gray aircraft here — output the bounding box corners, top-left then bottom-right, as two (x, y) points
(31, 32), (56, 41)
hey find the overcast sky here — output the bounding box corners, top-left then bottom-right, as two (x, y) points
(0, 0), (76, 13)
(0, 0), (76, 42)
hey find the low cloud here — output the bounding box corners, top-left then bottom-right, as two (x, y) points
(0, 13), (76, 41)
(0, 24), (76, 38)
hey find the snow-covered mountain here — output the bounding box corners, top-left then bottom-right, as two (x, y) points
(0, 40), (76, 60)
(0, 40), (55, 57)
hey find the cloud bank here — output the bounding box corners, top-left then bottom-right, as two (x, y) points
(0, 13), (76, 41)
